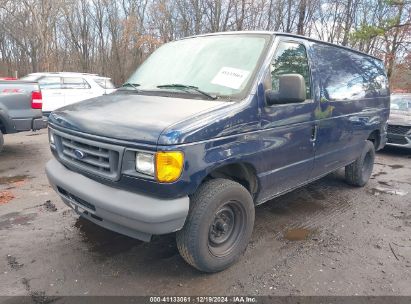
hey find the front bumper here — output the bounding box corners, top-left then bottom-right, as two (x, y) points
(46, 159), (189, 241)
(386, 135), (411, 148)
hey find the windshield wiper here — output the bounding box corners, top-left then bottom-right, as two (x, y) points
(121, 82), (141, 91)
(157, 84), (217, 100)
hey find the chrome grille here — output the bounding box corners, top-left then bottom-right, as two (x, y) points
(387, 124), (411, 135)
(61, 138), (111, 171)
(52, 129), (124, 181)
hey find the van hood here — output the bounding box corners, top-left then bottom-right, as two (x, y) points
(49, 92), (231, 145)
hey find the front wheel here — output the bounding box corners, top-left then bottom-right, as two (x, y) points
(176, 178), (255, 273)
(345, 140), (375, 187)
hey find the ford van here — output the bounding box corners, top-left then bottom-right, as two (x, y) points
(45, 32), (389, 272)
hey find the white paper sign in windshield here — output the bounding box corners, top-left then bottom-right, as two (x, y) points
(211, 67), (250, 90)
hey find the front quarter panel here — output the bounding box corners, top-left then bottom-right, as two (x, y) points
(132, 126), (263, 199)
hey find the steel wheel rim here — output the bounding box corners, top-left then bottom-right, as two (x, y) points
(208, 200), (246, 257)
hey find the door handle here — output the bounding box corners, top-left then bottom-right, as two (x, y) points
(310, 125), (318, 142)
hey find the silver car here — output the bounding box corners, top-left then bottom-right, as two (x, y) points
(387, 94), (411, 148)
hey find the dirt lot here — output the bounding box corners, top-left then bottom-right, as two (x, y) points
(0, 130), (410, 298)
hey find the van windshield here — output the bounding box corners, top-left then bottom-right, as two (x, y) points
(125, 34), (270, 99)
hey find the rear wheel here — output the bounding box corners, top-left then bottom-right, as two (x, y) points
(345, 140), (375, 187)
(176, 178), (255, 273)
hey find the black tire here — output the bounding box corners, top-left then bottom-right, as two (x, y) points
(176, 178), (255, 273)
(345, 140), (375, 187)
(0, 130), (3, 153)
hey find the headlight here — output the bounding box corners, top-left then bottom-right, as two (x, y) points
(156, 151), (184, 183)
(135, 151), (184, 182)
(136, 152), (155, 176)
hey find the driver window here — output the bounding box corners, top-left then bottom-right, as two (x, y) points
(271, 41), (311, 98)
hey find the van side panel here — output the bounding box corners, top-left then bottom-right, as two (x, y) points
(308, 42), (389, 178)
(255, 101), (315, 203)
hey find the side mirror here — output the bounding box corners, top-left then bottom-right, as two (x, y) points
(266, 74), (306, 105)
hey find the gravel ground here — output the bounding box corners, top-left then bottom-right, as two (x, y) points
(0, 130), (410, 298)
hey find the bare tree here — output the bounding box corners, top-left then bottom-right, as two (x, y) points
(0, 0), (410, 86)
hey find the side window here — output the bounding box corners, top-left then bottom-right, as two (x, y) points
(312, 43), (388, 101)
(351, 56), (388, 97)
(38, 77), (61, 89)
(63, 77), (91, 89)
(271, 41), (311, 99)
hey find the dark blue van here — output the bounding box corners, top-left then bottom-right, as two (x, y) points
(46, 32), (389, 272)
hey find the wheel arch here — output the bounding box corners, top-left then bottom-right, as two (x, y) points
(200, 162), (259, 200)
(367, 129), (380, 150)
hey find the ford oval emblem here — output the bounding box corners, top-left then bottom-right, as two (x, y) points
(74, 149), (86, 160)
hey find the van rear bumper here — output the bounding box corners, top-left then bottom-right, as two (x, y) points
(46, 159), (189, 241)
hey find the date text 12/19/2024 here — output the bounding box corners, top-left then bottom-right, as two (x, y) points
(149, 296), (257, 303)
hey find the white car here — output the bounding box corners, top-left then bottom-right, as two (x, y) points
(20, 72), (116, 115)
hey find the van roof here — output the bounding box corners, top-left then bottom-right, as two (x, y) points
(185, 31), (383, 62)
